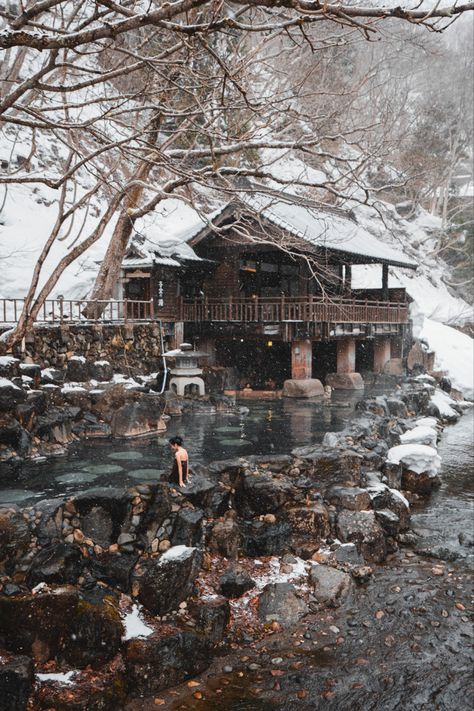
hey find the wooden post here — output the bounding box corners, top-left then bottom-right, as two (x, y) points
(382, 264), (389, 301)
(123, 299), (128, 323)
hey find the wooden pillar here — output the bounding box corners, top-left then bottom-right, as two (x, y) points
(336, 338), (356, 374)
(291, 340), (312, 380)
(382, 264), (389, 301)
(373, 337), (391, 373)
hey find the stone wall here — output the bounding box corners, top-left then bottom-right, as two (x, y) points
(1, 322), (164, 374)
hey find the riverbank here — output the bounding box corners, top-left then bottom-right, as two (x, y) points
(0, 378), (472, 710)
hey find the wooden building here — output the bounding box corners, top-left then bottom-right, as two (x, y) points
(120, 191), (417, 389)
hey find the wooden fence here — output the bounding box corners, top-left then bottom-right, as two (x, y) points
(0, 299), (154, 324)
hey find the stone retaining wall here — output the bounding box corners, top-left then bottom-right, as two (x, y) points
(1, 322), (164, 373)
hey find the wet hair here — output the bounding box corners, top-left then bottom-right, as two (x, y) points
(169, 436), (183, 446)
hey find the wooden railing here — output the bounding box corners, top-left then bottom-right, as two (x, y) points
(0, 298), (154, 324)
(181, 296), (409, 324)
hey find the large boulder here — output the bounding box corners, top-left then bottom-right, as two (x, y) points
(219, 567), (255, 599)
(0, 509), (31, 568)
(309, 564), (353, 608)
(387, 444), (442, 494)
(25, 543), (83, 588)
(137, 545), (202, 615)
(110, 397), (167, 437)
(0, 357), (20, 379)
(87, 552), (138, 593)
(188, 596), (230, 643)
(336, 510), (387, 563)
(286, 503), (330, 539)
(258, 582), (307, 626)
(243, 520), (291, 557)
(125, 629), (211, 695)
(326, 372), (364, 390)
(88, 360), (114, 382)
(171, 508), (204, 547)
(326, 486), (371, 511)
(282, 379), (324, 398)
(0, 588), (78, 662)
(62, 597), (124, 669)
(208, 517), (241, 559)
(291, 446), (362, 488)
(235, 471), (294, 517)
(0, 650), (34, 711)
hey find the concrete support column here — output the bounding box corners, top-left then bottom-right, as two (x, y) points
(291, 340), (312, 380)
(336, 338), (356, 374)
(373, 337), (392, 373)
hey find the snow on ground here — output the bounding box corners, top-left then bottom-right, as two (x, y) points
(36, 671), (77, 685)
(430, 390), (461, 419)
(418, 318), (474, 400)
(158, 545), (196, 563)
(122, 604), (154, 641)
(387, 444), (442, 477)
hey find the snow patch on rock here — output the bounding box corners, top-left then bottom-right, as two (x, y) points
(387, 444), (442, 477)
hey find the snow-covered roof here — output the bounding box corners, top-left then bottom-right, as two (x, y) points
(241, 193), (417, 269)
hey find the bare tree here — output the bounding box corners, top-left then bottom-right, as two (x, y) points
(0, 1), (473, 346)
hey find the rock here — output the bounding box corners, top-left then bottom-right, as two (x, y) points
(171, 508), (204, 547)
(208, 518), (241, 559)
(335, 543), (363, 565)
(326, 486), (371, 511)
(19, 364), (41, 388)
(62, 597), (124, 668)
(88, 360), (114, 382)
(336, 510), (387, 563)
(188, 596), (230, 643)
(383, 359), (403, 376)
(74, 488), (130, 538)
(138, 546), (202, 615)
(375, 509), (400, 537)
(40, 368), (64, 386)
(458, 532), (474, 548)
(286, 504), (330, 538)
(0, 509), (31, 566)
(0, 357), (20, 379)
(258, 582), (307, 626)
(243, 520), (291, 557)
(290, 447), (362, 487)
(87, 552), (138, 592)
(402, 468), (441, 495)
(235, 471), (294, 517)
(219, 567), (255, 598)
(181, 475), (218, 512)
(382, 461), (402, 489)
(325, 373), (364, 390)
(65, 357), (89, 382)
(282, 379), (324, 398)
(0, 588), (78, 662)
(32, 663), (126, 711)
(25, 543), (83, 588)
(0, 650), (34, 711)
(125, 629), (212, 695)
(309, 564), (353, 608)
(80, 506), (114, 548)
(386, 398), (408, 417)
(0, 379), (26, 412)
(110, 396), (167, 437)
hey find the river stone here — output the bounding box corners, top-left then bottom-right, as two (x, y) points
(87, 552), (138, 592)
(0, 588), (79, 662)
(188, 596), (230, 643)
(208, 517), (241, 559)
(219, 567), (256, 599)
(243, 520), (291, 557)
(326, 486), (371, 511)
(335, 543), (363, 565)
(83, 463), (124, 475)
(309, 564), (353, 608)
(326, 372), (364, 390)
(55, 471), (98, 485)
(25, 543), (83, 588)
(137, 545), (202, 615)
(282, 379), (324, 398)
(258, 582), (307, 625)
(80, 506), (114, 548)
(375, 508), (401, 537)
(336, 510), (387, 563)
(235, 471), (294, 517)
(125, 629), (212, 695)
(0, 651), (34, 711)
(286, 503), (330, 538)
(171, 508), (204, 547)
(401, 468), (441, 495)
(110, 398), (167, 438)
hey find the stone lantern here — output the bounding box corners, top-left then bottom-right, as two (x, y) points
(164, 342), (209, 396)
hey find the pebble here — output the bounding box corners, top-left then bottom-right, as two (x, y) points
(248, 663), (260, 671)
(271, 657), (283, 665)
(431, 566), (445, 576)
(223, 665), (233, 673)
